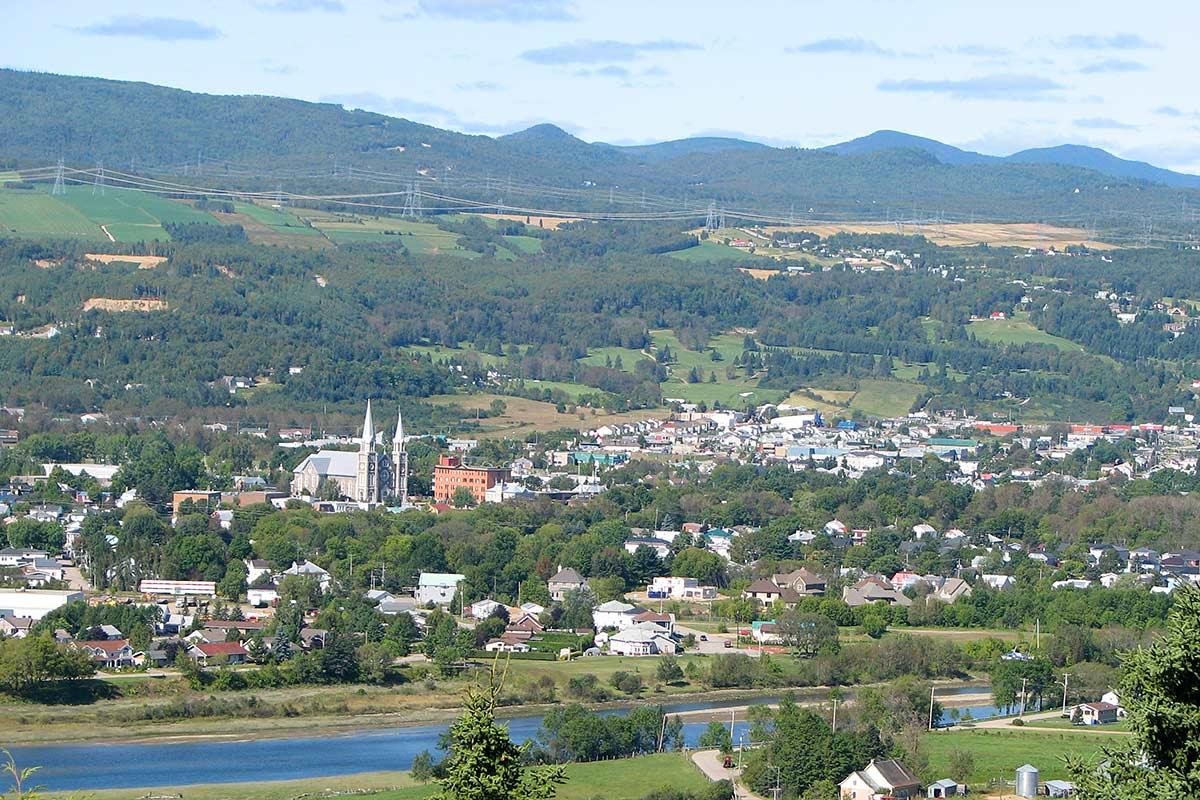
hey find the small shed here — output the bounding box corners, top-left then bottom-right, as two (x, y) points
(1045, 779), (1077, 797)
(927, 778), (960, 797)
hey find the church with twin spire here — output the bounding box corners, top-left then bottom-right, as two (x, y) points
(290, 401), (408, 507)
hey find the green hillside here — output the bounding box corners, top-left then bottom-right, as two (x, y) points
(1, 70), (1197, 232)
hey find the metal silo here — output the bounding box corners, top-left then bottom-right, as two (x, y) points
(1016, 763), (1039, 798)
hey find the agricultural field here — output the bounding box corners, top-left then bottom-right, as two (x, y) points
(0, 189), (103, 239)
(967, 317), (1082, 352)
(844, 378), (924, 418)
(925, 728), (1106, 785)
(670, 240), (763, 262)
(302, 212), (474, 255)
(763, 221), (1117, 250)
(0, 185), (217, 242)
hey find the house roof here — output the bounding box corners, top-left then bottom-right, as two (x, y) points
(1083, 701), (1117, 711)
(595, 600), (639, 614)
(77, 639), (131, 654)
(868, 758), (921, 789)
(418, 572), (465, 587)
(193, 641), (248, 657)
(745, 578), (784, 594)
(549, 567), (585, 584)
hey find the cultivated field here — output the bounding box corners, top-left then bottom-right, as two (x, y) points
(479, 212), (578, 230)
(0, 191), (102, 239)
(764, 221), (1117, 250)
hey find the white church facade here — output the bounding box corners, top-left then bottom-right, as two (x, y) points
(290, 401), (408, 506)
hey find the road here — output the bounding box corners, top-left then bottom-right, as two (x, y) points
(956, 708), (1132, 734)
(692, 749), (765, 800)
(675, 622), (761, 657)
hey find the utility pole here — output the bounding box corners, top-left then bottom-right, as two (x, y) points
(1020, 677), (1028, 717)
(928, 685), (936, 730)
(1061, 672), (1071, 715)
(832, 697), (839, 733)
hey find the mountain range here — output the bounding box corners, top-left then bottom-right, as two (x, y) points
(824, 129), (1200, 189)
(0, 69), (1197, 228)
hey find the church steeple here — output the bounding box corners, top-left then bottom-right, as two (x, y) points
(360, 399), (375, 452)
(392, 404), (408, 507)
(355, 400), (379, 504)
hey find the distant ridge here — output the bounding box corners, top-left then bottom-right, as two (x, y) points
(825, 129), (1200, 188)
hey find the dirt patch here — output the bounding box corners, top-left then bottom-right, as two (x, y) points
(84, 253), (168, 268)
(738, 267), (779, 280)
(479, 213), (578, 230)
(82, 298), (169, 312)
(33, 258), (62, 269)
(427, 393), (666, 438)
(764, 221), (1118, 250)
(213, 264), (237, 278)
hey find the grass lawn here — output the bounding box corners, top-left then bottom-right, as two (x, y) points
(104, 222), (171, 242)
(846, 379), (924, 418)
(669, 240), (761, 262)
(651, 329), (782, 408)
(76, 753), (709, 800)
(579, 345), (653, 373)
(1026, 718), (1129, 732)
(503, 234), (544, 254)
(408, 342), (509, 369)
(506, 654), (711, 692)
(967, 318), (1081, 352)
(925, 728), (1107, 785)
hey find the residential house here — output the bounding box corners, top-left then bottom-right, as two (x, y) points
(415, 572), (466, 606)
(548, 566), (587, 601)
(0, 615), (34, 638)
(932, 578), (972, 604)
(772, 568), (826, 596)
(606, 623), (676, 656)
(842, 577), (912, 607)
(281, 560), (332, 592)
(743, 579), (800, 607)
(593, 600), (644, 631)
(980, 574), (1016, 592)
(188, 641), (249, 666)
(76, 639), (137, 669)
(839, 758), (922, 800)
(1078, 702), (1118, 725)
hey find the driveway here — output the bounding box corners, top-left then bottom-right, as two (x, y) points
(691, 749), (766, 800)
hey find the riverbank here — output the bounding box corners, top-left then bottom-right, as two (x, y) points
(0, 678), (988, 746)
(42, 753), (711, 800)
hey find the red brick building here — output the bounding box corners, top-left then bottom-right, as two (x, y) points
(432, 456), (511, 505)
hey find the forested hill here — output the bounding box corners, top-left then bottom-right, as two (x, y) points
(2, 69), (1199, 227)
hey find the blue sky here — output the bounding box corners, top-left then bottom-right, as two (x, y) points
(8, 0), (1200, 172)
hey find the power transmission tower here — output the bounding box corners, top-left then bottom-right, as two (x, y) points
(402, 182), (422, 217)
(718, 207), (726, 230)
(51, 158), (66, 196)
(92, 162), (105, 196)
(706, 201), (718, 232)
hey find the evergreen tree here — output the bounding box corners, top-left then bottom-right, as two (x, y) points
(435, 670), (566, 800)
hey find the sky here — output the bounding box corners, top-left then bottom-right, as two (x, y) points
(7, 0), (1200, 172)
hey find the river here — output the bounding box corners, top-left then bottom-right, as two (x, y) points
(9, 687), (998, 790)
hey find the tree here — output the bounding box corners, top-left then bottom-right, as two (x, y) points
(5, 519), (65, 551)
(217, 559), (248, 600)
(948, 748), (975, 784)
(656, 655), (684, 684)
(435, 670), (566, 800)
(776, 611), (838, 657)
(671, 548), (725, 586)
(0, 635), (94, 694)
(1067, 585), (1200, 797)
(451, 486), (478, 509)
(320, 632), (360, 683)
(698, 721), (733, 754)
(560, 586), (597, 631)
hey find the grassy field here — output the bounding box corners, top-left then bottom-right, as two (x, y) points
(74, 753), (710, 800)
(925, 728), (1108, 785)
(1026, 718), (1129, 732)
(304, 213), (474, 256)
(0, 190), (103, 239)
(967, 318), (1082, 352)
(651, 330), (783, 407)
(843, 379), (924, 418)
(426, 394), (665, 437)
(669, 240), (762, 262)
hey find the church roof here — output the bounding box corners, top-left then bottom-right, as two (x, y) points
(293, 450), (358, 478)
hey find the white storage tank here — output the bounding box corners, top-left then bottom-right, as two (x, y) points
(1016, 763), (1039, 798)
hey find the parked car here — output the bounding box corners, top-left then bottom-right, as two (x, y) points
(724, 640), (732, 648)
(699, 634), (708, 641)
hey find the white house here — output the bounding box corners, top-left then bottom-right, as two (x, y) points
(281, 560), (332, 592)
(839, 758), (922, 800)
(592, 600), (642, 631)
(605, 624), (676, 656)
(416, 572), (465, 606)
(980, 574), (1016, 592)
